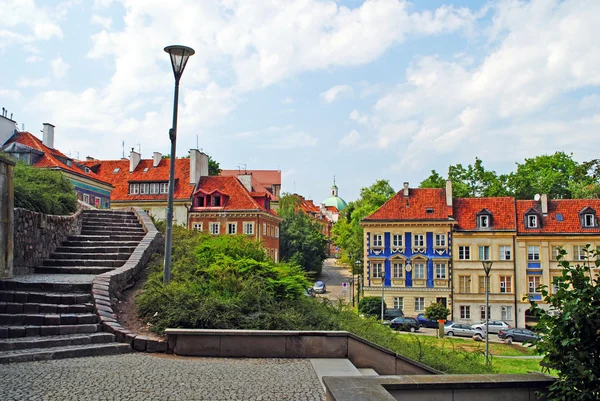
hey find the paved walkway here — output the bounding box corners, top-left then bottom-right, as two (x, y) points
(0, 354), (326, 400)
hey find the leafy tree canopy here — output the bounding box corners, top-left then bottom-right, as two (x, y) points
(424, 302), (450, 321)
(358, 296), (385, 317)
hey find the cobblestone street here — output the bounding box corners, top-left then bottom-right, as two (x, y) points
(0, 354), (326, 401)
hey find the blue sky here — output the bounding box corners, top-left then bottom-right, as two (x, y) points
(2, 0), (600, 204)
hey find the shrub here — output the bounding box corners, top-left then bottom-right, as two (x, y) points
(358, 296), (385, 317)
(13, 161), (77, 215)
(425, 302), (450, 321)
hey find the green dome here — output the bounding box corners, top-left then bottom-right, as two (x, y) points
(323, 195), (348, 211)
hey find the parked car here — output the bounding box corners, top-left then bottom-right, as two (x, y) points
(304, 288), (316, 297)
(312, 280), (326, 294)
(415, 313), (441, 328)
(471, 320), (511, 334)
(390, 317), (420, 332)
(444, 322), (477, 338)
(498, 328), (539, 343)
(383, 309), (404, 320)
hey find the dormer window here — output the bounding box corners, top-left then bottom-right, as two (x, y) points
(212, 196), (221, 207)
(528, 215), (538, 228)
(197, 197), (205, 207)
(524, 208), (541, 229)
(476, 209), (493, 229)
(579, 207), (597, 228)
(480, 215), (489, 228)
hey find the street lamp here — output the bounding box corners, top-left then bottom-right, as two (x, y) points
(163, 45), (195, 285)
(482, 260), (493, 366)
(354, 259), (361, 307)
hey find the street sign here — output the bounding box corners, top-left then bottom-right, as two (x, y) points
(342, 282), (347, 288)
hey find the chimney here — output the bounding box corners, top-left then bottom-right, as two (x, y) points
(320, 202), (326, 213)
(153, 152), (162, 167)
(86, 156), (95, 161)
(42, 123), (55, 149)
(403, 182), (409, 198)
(541, 194), (548, 215)
(189, 149), (209, 184)
(445, 180), (453, 207)
(237, 173), (253, 192)
(129, 149), (141, 172)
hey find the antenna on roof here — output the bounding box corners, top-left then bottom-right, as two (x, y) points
(122, 141), (125, 159)
(135, 143), (141, 153)
(21, 123), (24, 131)
(196, 135), (199, 149)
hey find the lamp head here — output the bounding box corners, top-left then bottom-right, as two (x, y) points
(164, 45), (195, 81)
(482, 261), (493, 275)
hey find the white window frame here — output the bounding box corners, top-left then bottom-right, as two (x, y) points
(583, 213), (595, 227)
(458, 246), (470, 260)
(372, 234), (383, 247)
(227, 222), (237, 235)
(243, 222), (254, 235)
(192, 223), (202, 232)
(501, 306), (513, 321)
(499, 245), (511, 260)
(459, 276), (471, 293)
(275, 227), (279, 238)
(528, 246), (540, 261)
(460, 305), (471, 320)
(435, 263), (446, 279)
(435, 234), (446, 247)
(413, 234), (425, 248)
(372, 262), (383, 279)
(478, 245), (490, 261)
(139, 183), (149, 194)
(551, 246), (562, 261)
(83, 194), (90, 204)
(528, 276), (541, 294)
(392, 234), (403, 247)
(160, 183), (169, 194)
(209, 222), (220, 235)
(414, 297), (425, 312)
(262, 223), (266, 236)
(480, 305), (491, 320)
(573, 245), (587, 261)
(150, 183), (160, 194)
(499, 276), (512, 293)
(392, 262), (403, 278)
(274, 250), (278, 263)
(413, 263), (425, 279)
(129, 184), (139, 194)
(527, 214), (538, 228)
(393, 297), (403, 310)
(479, 215), (489, 228)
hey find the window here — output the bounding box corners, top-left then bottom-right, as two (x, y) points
(499, 276), (512, 293)
(83, 194), (90, 204)
(196, 197), (205, 207)
(551, 246), (562, 261)
(192, 223), (202, 231)
(501, 306), (513, 321)
(209, 222), (220, 235)
(372, 262), (383, 278)
(458, 246), (470, 260)
(392, 262), (403, 278)
(527, 246), (540, 261)
(372, 234), (383, 247)
(212, 196), (221, 207)
(460, 306), (471, 320)
(150, 183), (160, 194)
(414, 297), (425, 312)
(263, 223), (266, 236)
(426, 208), (434, 214)
(435, 263), (446, 279)
(94, 197), (100, 208)
(480, 305), (491, 320)
(243, 222), (254, 235)
(413, 263), (425, 279)
(551, 277), (561, 293)
(413, 234), (425, 247)
(573, 245), (587, 261)
(479, 215), (489, 228)
(112, 168), (120, 173)
(478, 276), (486, 293)
(528, 276), (541, 294)
(459, 276), (471, 293)
(527, 214), (538, 228)
(392, 234), (403, 247)
(583, 213), (596, 227)
(478, 245), (490, 260)
(129, 183), (139, 194)
(140, 183), (150, 194)
(499, 245), (511, 260)
(160, 183), (169, 194)
(143, 167), (149, 173)
(435, 234), (446, 247)
(393, 297), (403, 310)
(227, 222), (237, 235)
(274, 250), (278, 263)
(275, 227), (279, 238)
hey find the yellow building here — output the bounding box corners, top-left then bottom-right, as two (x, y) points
(361, 182), (455, 314)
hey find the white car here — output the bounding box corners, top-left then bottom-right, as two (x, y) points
(471, 320), (510, 334)
(444, 322), (477, 338)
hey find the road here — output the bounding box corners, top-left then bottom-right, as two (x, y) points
(316, 258), (353, 302)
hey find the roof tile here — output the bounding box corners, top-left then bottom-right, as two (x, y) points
(363, 188), (452, 221)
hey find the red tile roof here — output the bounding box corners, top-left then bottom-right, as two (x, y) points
(453, 197), (516, 231)
(82, 158), (192, 201)
(5, 132), (111, 186)
(517, 199), (600, 234)
(363, 188), (453, 222)
(220, 169), (281, 187)
(325, 205), (339, 213)
(192, 176), (279, 217)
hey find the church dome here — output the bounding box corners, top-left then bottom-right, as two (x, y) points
(323, 182), (348, 211)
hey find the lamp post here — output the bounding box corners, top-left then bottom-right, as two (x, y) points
(381, 271), (385, 322)
(482, 260), (493, 366)
(163, 45), (195, 285)
(354, 259), (361, 308)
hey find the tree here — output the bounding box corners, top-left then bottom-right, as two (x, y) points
(358, 296), (385, 317)
(420, 170), (446, 188)
(208, 156), (221, 176)
(528, 246), (600, 401)
(278, 194), (328, 275)
(424, 302), (450, 321)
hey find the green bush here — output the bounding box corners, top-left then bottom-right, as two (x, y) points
(13, 161), (77, 215)
(425, 302), (450, 321)
(358, 296), (385, 317)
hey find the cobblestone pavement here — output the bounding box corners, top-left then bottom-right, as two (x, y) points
(0, 353), (326, 400)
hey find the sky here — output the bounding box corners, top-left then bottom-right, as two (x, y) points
(2, 0), (600, 204)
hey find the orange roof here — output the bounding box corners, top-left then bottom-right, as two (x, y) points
(453, 197), (516, 231)
(82, 158), (192, 201)
(325, 205), (339, 213)
(220, 169), (281, 187)
(363, 188), (453, 222)
(4, 132), (111, 187)
(517, 199), (600, 234)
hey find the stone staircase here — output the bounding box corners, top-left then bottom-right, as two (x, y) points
(0, 209), (145, 363)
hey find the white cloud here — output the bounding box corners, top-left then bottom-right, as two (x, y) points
(339, 129), (360, 147)
(51, 57), (70, 79)
(0, 90), (22, 102)
(25, 55), (43, 63)
(0, 1), (63, 49)
(321, 84), (353, 103)
(282, 97), (294, 104)
(91, 14), (113, 30)
(16, 77), (50, 88)
(349, 109), (369, 125)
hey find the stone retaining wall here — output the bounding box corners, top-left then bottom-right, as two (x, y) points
(91, 207), (166, 352)
(0, 155), (15, 279)
(13, 207), (83, 275)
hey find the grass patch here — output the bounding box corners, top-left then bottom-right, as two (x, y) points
(491, 358), (551, 375)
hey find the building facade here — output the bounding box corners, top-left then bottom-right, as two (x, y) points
(220, 169), (281, 210)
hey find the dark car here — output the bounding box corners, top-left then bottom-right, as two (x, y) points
(415, 313), (440, 328)
(390, 317), (420, 332)
(498, 328), (539, 343)
(383, 309), (404, 320)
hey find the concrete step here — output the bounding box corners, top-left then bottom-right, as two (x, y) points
(68, 234), (145, 242)
(0, 301), (93, 314)
(82, 210), (134, 217)
(41, 259), (124, 268)
(0, 324), (102, 338)
(80, 229), (145, 236)
(0, 291), (91, 305)
(35, 266), (114, 275)
(0, 275), (95, 292)
(55, 246), (137, 254)
(81, 224), (144, 231)
(310, 359), (363, 392)
(49, 252), (131, 261)
(61, 240), (140, 248)
(358, 368), (379, 376)
(82, 218), (140, 225)
(0, 342), (132, 364)
(0, 332), (115, 351)
(0, 313), (98, 326)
